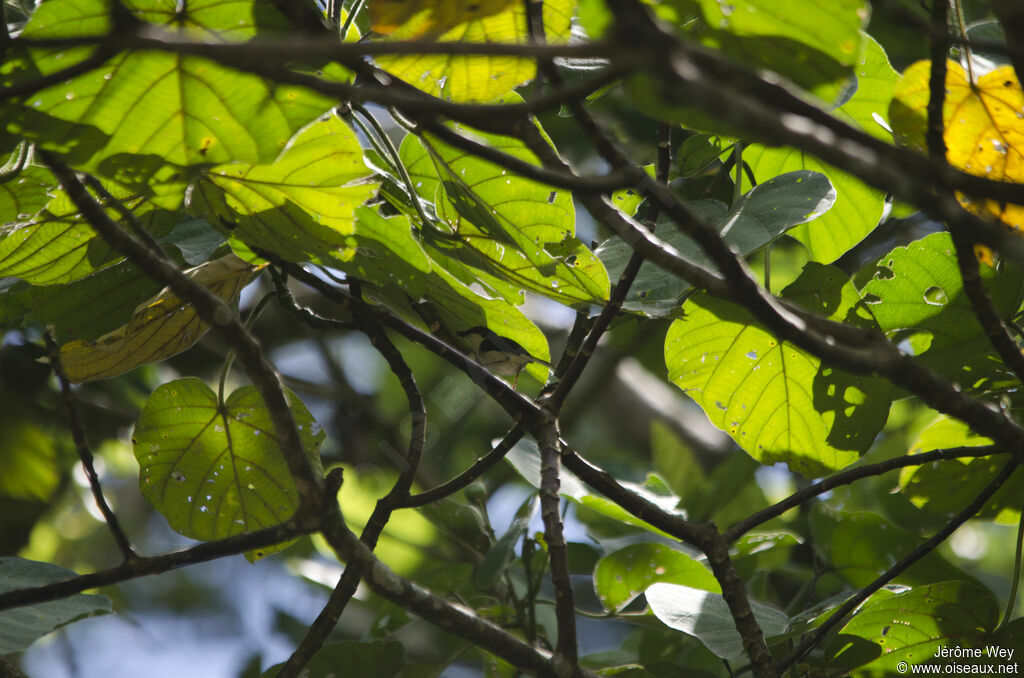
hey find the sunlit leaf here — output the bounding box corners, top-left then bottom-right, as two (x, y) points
(0, 186), (177, 285)
(666, 263), (891, 477)
(401, 123), (610, 307)
(833, 581), (998, 674)
(2, 0), (339, 205)
(594, 543), (720, 613)
(375, 0), (572, 102)
(342, 207), (552, 384)
(890, 60), (1024, 240)
(743, 36), (898, 263)
(59, 254), (260, 382)
(861, 232), (1024, 390)
(192, 115), (378, 264)
(133, 378), (324, 559)
(0, 164), (54, 224)
(371, 0), (517, 37)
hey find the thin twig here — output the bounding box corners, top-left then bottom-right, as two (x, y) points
(43, 330), (137, 562)
(724, 445), (1004, 542)
(402, 423), (526, 507)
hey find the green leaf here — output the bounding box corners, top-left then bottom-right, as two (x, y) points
(594, 543), (720, 613)
(133, 378), (324, 559)
(810, 505), (978, 588)
(691, 0), (868, 72)
(650, 420), (707, 501)
(598, 170), (834, 316)
(401, 125), (609, 307)
(862, 232), (1024, 390)
(0, 407), (60, 502)
(677, 135), (726, 178)
(0, 278), (32, 327)
(731, 530), (803, 577)
(742, 36), (898, 262)
(899, 415), (1023, 524)
(374, 0), (572, 102)
(58, 254), (258, 383)
(3, 0), (339, 207)
(475, 517), (529, 590)
(0, 557), (112, 653)
(666, 263), (891, 477)
(0, 164), (54, 223)
(0, 186), (178, 285)
(261, 640), (405, 678)
(646, 583), (789, 659)
(342, 207), (553, 384)
(192, 115), (377, 264)
(162, 218), (227, 266)
(833, 581), (998, 674)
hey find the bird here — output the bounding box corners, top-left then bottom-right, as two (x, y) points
(457, 326), (551, 387)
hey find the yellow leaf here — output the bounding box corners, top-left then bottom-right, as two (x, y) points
(371, 0), (518, 38)
(890, 60), (1024, 242)
(59, 255), (262, 383)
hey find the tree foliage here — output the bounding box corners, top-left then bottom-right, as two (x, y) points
(2, 0), (1024, 676)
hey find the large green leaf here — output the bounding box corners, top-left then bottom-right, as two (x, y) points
(594, 543), (720, 613)
(374, 0), (573, 102)
(646, 583), (789, 660)
(3, 0), (338, 205)
(862, 232), (1024, 390)
(133, 378), (324, 559)
(666, 263), (891, 477)
(0, 557), (112, 653)
(833, 581), (999, 675)
(400, 125), (609, 307)
(743, 36), (898, 262)
(598, 170), (834, 316)
(191, 115), (378, 264)
(899, 415), (1023, 524)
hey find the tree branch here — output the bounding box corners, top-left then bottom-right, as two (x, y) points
(43, 330), (137, 563)
(537, 425), (578, 667)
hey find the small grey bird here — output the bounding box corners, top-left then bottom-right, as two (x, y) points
(457, 326), (551, 387)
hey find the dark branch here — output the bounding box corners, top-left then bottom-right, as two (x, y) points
(724, 445), (1005, 542)
(43, 330), (137, 562)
